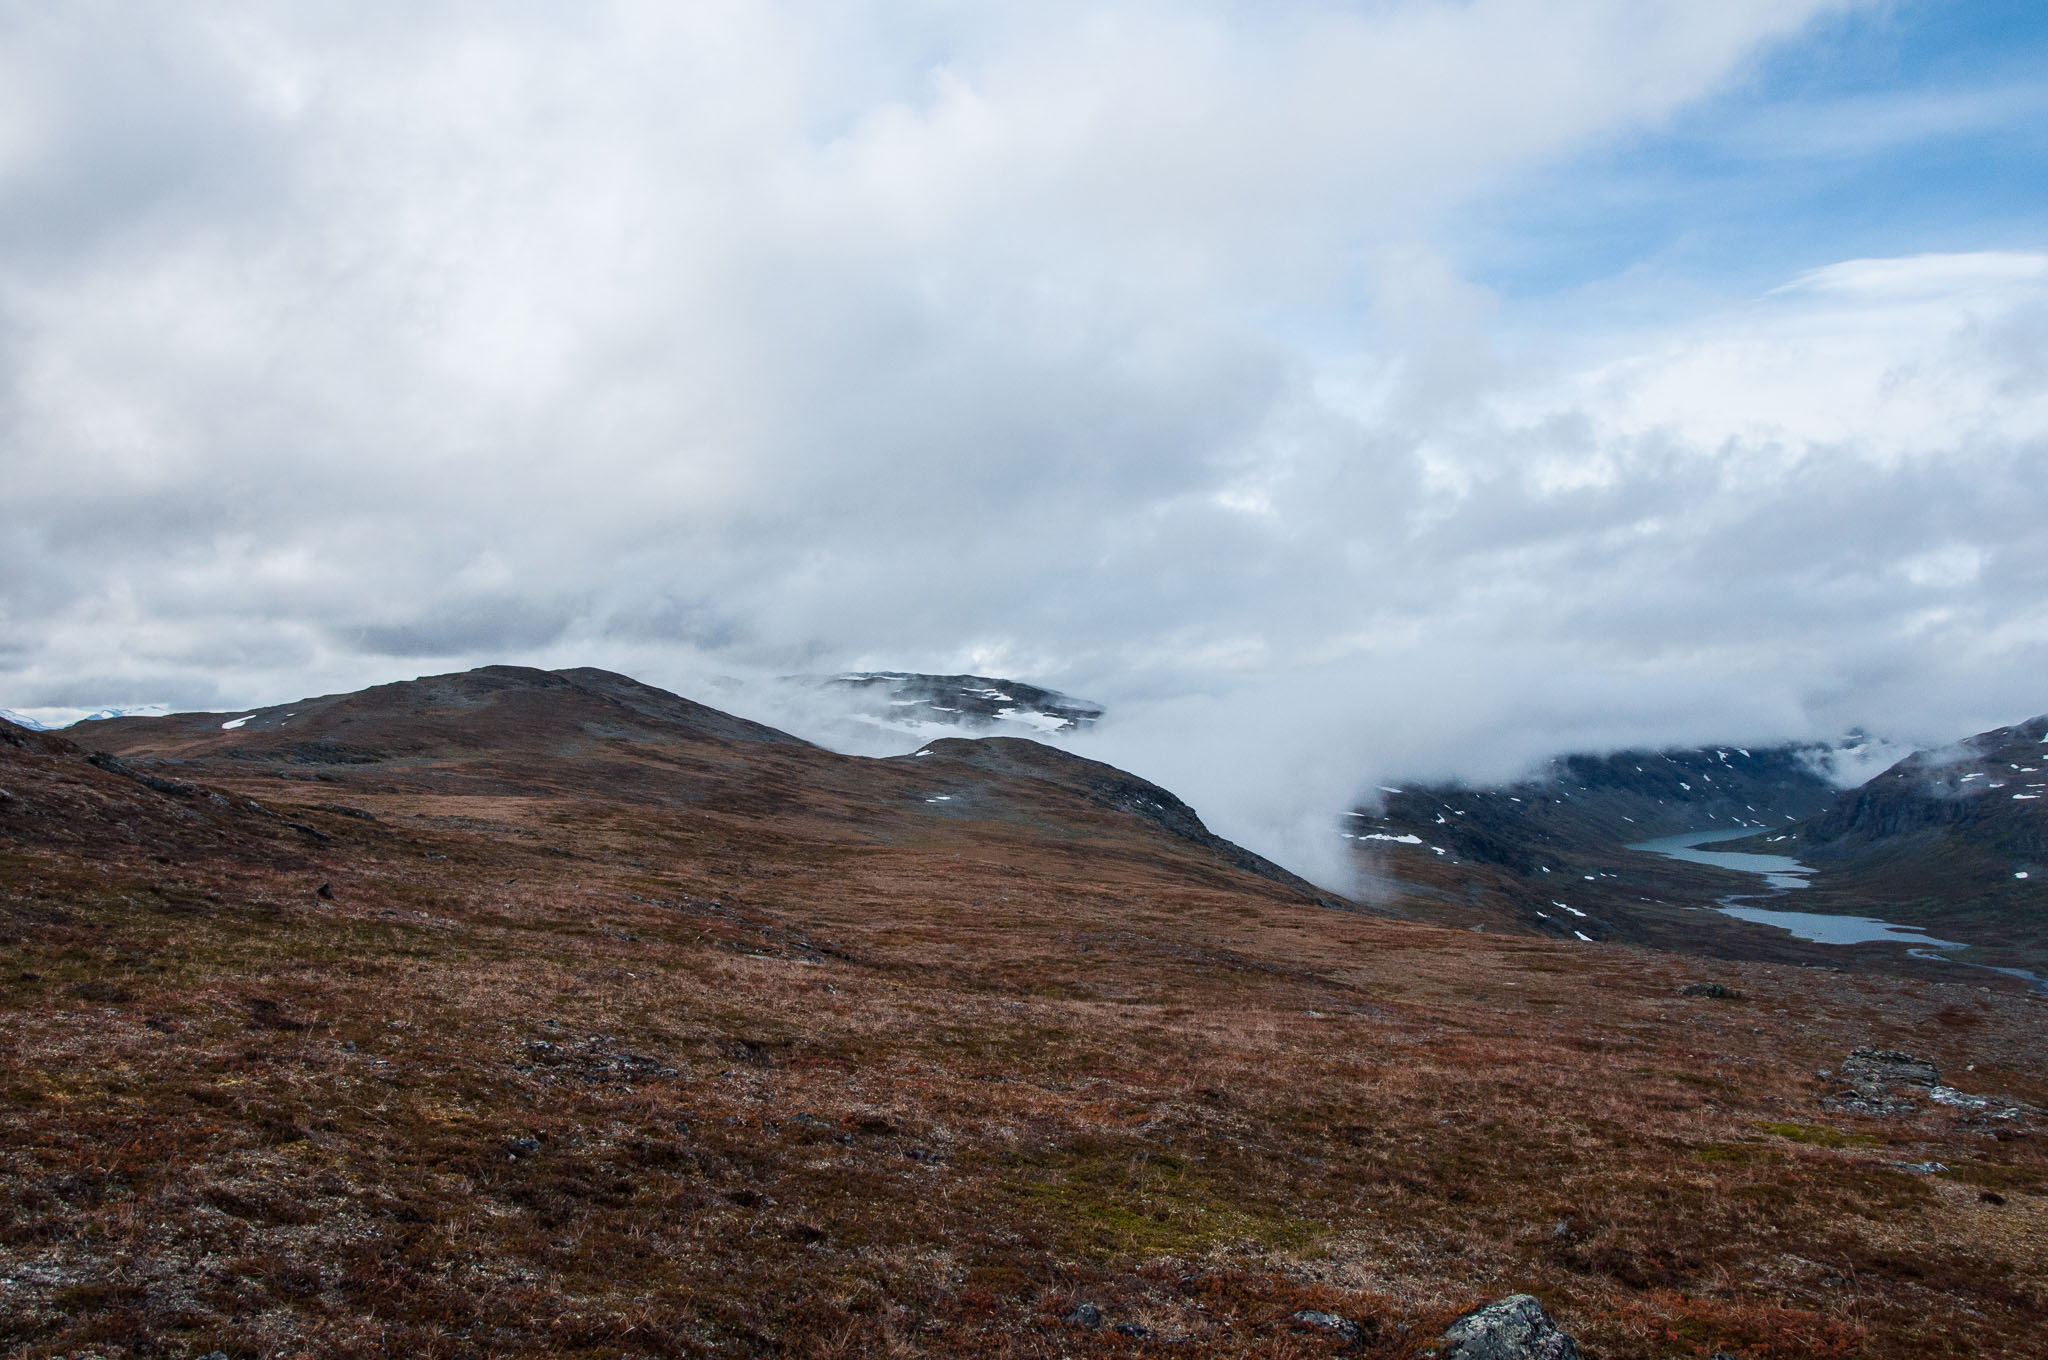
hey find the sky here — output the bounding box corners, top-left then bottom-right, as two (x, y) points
(3, 1), (2046, 882)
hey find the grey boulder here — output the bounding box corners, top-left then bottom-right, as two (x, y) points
(1441, 1294), (1581, 1360)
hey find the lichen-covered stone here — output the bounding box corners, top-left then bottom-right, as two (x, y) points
(1441, 1294), (1581, 1360)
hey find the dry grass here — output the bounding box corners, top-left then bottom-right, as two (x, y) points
(2, 717), (2045, 1359)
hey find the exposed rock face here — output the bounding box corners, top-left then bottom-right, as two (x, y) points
(1440, 1295), (1581, 1360)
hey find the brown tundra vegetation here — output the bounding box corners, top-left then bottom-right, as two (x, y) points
(2, 666), (2043, 1359)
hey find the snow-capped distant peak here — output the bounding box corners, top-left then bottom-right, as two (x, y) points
(1, 703), (169, 730)
(78, 705), (171, 723)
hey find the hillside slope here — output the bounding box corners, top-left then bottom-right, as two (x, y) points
(4, 676), (2046, 1358)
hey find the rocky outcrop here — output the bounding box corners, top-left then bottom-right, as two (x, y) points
(1842, 1048), (1939, 1094)
(1824, 1048), (1940, 1115)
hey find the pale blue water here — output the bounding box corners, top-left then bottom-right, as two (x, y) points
(1627, 828), (1813, 890)
(1629, 827), (2048, 993)
(1713, 903), (1968, 949)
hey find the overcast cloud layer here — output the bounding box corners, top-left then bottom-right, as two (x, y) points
(4, 1), (2046, 884)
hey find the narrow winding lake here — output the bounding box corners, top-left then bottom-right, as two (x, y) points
(1628, 828), (1969, 948)
(1626, 829), (1814, 890)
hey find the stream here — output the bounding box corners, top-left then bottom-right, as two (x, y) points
(1628, 828), (2048, 993)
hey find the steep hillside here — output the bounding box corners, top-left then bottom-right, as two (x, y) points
(913, 736), (1354, 910)
(1800, 714), (2048, 858)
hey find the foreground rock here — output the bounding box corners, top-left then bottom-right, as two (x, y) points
(1440, 1295), (1581, 1360)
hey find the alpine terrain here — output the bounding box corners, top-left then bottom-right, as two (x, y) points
(0, 666), (2041, 1359)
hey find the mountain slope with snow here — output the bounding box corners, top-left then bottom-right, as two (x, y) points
(817, 672), (1104, 741)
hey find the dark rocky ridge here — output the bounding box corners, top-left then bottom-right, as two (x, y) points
(824, 671), (1104, 734)
(1797, 714), (2048, 858)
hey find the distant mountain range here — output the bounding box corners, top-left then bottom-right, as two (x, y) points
(0, 704), (168, 731)
(1723, 714), (2048, 970)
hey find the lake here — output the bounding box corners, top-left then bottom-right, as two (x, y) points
(1629, 827), (2047, 992)
(1626, 828), (1814, 890)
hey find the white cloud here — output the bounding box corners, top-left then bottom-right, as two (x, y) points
(13, 1), (2048, 887)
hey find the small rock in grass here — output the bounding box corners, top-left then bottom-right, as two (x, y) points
(1063, 1302), (1103, 1330)
(1292, 1309), (1364, 1344)
(1680, 982), (1743, 999)
(1440, 1294), (1581, 1360)
(507, 1136), (542, 1159)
